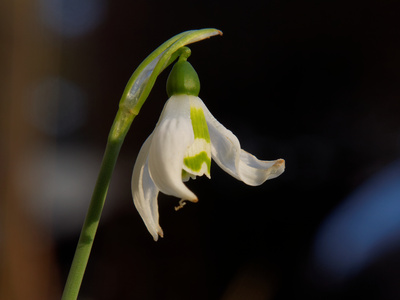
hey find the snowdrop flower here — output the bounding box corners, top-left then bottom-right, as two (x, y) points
(132, 57), (285, 240)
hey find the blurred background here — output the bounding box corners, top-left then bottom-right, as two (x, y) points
(1, 0), (400, 299)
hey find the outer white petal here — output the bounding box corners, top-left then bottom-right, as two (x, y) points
(148, 95), (198, 201)
(131, 134), (163, 241)
(199, 99), (285, 186)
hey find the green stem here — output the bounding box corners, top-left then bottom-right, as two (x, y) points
(61, 109), (135, 300)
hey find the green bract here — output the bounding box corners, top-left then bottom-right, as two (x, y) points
(166, 58), (200, 97)
(119, 28), (222, 116)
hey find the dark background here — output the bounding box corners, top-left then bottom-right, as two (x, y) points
(1, 0), (400, 299)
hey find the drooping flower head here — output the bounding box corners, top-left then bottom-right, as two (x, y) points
(132, 55), (285, 240)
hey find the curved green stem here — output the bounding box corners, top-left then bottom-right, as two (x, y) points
(120, 28), (222, 115)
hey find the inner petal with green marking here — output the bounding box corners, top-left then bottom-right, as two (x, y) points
(182, 97), (211, 178)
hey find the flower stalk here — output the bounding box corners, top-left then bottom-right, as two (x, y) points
(61, 28), (222, 300)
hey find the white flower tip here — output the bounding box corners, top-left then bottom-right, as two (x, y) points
(269, 159), (285, 179)
(158, 228), (164, 237)
(152, 227), (164, 241)
(275, 158), (285, 167)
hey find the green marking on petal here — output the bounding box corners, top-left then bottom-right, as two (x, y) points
(184, 151), (211, 174)
(182, 97), (211, 177)
(190, 106), (211, 143)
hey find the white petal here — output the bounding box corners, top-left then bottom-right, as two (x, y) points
(199, 99), (285, 186)
(131, 134), (163, 241)
(148, 95), (198, 201)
